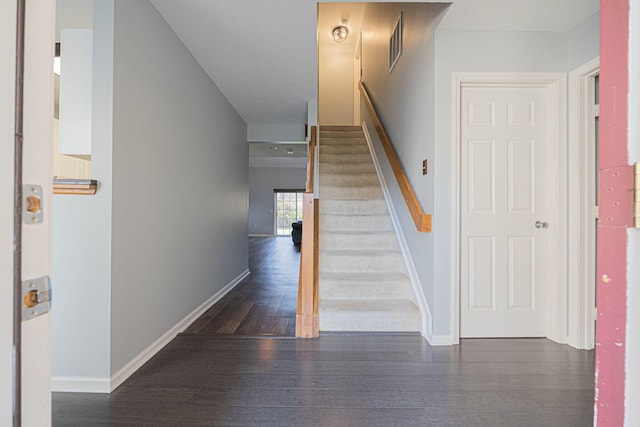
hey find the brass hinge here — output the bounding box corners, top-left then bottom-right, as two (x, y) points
(635, 162), (640, 228)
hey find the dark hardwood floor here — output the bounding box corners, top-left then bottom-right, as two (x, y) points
(184, 237), (300, 337)
(52, 237), (595, 426)
(53, 335), (594, 426)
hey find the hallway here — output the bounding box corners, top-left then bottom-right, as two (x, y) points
(184, 237), (300, 337)
(52, 236), (595, 426)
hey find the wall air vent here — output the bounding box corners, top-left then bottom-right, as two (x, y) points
(389, 12), (403, 73)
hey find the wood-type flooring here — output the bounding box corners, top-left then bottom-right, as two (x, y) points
(185, 237), (300, 337)
(52, 238), (595, 426)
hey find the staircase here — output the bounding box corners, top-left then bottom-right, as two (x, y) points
(318, 125), (420, 332)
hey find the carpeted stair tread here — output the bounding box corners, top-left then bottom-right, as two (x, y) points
(318, 125), (420, 333)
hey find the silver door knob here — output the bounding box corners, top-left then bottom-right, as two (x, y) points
(535, 221), (549, 229)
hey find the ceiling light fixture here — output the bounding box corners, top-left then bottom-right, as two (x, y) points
(286, 148), (294, 155)
(331, 25), (349, 43)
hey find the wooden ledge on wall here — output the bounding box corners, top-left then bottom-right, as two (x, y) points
(53, 178), (98, 195)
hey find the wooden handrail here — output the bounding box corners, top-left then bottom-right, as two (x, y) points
(305, 126), (317, 192)
(296, 126), (319, 338)
(359, 82), (432, 232)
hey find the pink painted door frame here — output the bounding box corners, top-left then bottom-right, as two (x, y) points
(595, 0), (633, 424)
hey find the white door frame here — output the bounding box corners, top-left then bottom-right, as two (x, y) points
(567, 58), (599, 350)
(451, 72), (567, 345)
(1, 1), (19, 423)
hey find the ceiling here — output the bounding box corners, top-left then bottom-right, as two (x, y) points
(151, 0), (598, 134)
(56, 0), (599, 146)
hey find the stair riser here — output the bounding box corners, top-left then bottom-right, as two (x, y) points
(319, 163), (376, 175)
(320, 233), (398, 251)
(320, 126), (362, 132)
(320, 174), (379, 187)
(320, 253), (405, 273)
(320, 146), (370, 155)
(318, 308), (420, 332)
(320, 215), (393, 232)
(320, 277), (413, 300)
(320, 199), (388, 215)
(320, 282), (412, 300)
(320, 132), (365, 138)
(318, 141), (365, 149)
(320, 154), (373, 164)
(320, 185), (382, 200)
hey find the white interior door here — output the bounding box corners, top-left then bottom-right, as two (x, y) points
(460, 85), (552, 337)
(1, 1), (55, 425)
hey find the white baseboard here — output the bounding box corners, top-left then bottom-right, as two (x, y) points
(361, 121), (435, 343)
(110, 268), (250, 392)
(428, 334), (454, 346)
(52, 268), (250, 394)
(249, 234), (274, 237)
(51, 376), (111, 393)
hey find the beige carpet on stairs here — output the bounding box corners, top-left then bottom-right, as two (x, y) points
(318, 125), (420, 332)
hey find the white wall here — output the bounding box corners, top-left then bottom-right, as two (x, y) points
(58, 29), (93, 155)
(432, 29), (572, 337)
(109, 0), (248, 374)
(52, 0), (114, 388)
(319, 44), (356, 125)
(247, 123), (305, 143)
(0, 0), (17, 421)
(568, 12), (600, 71)
(249, 167), (306, 235)
(360, 3), (446, 338)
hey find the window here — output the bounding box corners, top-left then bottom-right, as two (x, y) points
(389, 12), (403, 73)
(274, 190), (304, 236)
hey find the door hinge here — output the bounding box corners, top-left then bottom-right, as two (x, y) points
(22, 276), (52, 321)
(634, 162), (640, 228)
(594, 205), (599, 220)
(593, 307), (598, 321)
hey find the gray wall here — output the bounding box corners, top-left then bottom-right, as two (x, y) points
(360, 3), (447, 336)
(249, 167), (306, 235)
(52, 0), (114, 382)
(109, 0), (248, 373)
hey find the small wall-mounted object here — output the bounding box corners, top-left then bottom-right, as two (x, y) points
(422, 159), (428, 175)
(53, 177), (98, 195)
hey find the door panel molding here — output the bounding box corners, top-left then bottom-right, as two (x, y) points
(452, 72), (567, 344)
